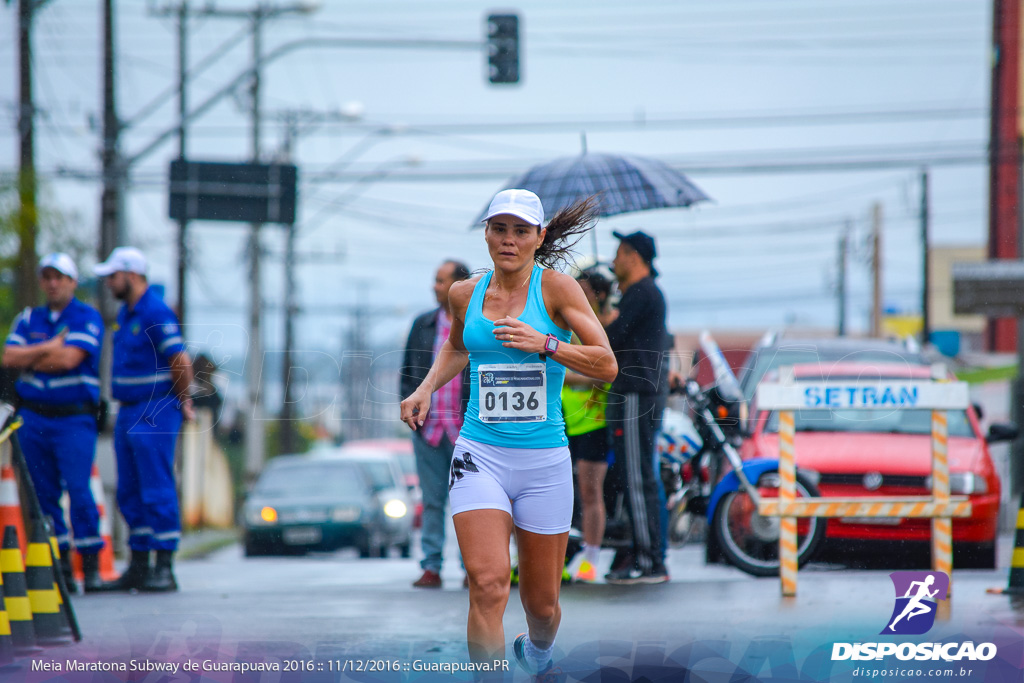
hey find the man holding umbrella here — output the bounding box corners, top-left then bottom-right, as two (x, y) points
(601, 230), (670, 584)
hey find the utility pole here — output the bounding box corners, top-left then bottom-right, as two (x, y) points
(98, 0), (122, 319)
(247, 9), (265, 479)
(185, 3), (318, 479)
(1013, 137), (1024, 497)
(176, 1), (189, 325)
(988, 0), (1021, 353)
(279, 112), (298, 455)
(920, 168), (930, 344)
(15, 0), (47, 310)
(870, 203), (883, 337)
(837, 220), (849, 337)
(342, 282), (371, 441)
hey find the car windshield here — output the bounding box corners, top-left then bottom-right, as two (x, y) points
(254, 462), (368, 498)
(358, 461), (399, 492)
(740, 348), (924, 400)
(764, 408), (975, 437)
(392, 452), (416, 479)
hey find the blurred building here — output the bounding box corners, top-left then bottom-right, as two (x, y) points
(929, 245), (987, 357)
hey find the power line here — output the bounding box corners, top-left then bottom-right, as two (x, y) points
(0, 103), (989, 139)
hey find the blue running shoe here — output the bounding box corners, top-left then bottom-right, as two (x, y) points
(513, 633), (562, 681)
(512, 633), (534, 673)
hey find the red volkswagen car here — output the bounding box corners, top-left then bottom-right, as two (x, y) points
(741, 362), (1016, 569)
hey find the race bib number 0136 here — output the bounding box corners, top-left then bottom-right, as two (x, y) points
(478, 363), (546, 423)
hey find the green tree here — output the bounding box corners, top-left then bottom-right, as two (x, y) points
(0, 177), (79, 332)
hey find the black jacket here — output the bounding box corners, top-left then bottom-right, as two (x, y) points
(605, 277), (669, 395)
(400, 308), (471, 421)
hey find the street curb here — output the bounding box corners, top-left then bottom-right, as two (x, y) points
(178, 530), (240, 561)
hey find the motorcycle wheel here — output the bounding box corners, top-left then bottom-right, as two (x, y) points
(668, 498), (705, 547)
(712, 470), (826, 577)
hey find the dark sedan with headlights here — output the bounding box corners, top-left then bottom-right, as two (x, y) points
(242, 452), (413, 558)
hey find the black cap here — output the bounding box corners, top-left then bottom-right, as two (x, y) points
(613, 230), (659, 277)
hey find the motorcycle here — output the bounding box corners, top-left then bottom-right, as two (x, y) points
(658, 332), (826, 577)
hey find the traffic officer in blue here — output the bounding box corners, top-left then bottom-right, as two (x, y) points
(2, 252), (106, 593)
(94, 247), (194, 592)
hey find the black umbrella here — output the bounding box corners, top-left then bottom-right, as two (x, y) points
(474, 151), (710, 225)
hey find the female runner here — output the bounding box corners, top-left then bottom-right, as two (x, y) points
(401, 189), (617, 676)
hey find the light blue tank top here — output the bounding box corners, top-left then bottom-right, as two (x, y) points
(459, 264), (573, 449)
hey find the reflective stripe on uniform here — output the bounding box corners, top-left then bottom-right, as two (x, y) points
(158, 336), (183, 354)
(19, 373), (45, 390)
(73, 535), (104, 548)
(65, 332), (99, 347)
(113, 373), (173, 386)
(47, 375), (101, 389)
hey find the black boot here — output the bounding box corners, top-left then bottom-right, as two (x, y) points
(97, 549), (150, 592)
(142, 550), (178, 592)
(59, 554), (78, 595)
(81, 553), (104, 593)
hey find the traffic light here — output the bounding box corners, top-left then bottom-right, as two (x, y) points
(486, 13), (520, 84)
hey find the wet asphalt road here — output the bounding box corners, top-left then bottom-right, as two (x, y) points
(5, 535), (1023, 682)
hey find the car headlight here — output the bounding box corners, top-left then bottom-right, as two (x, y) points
(246, 506), (278, 525)
(926, 473), (988, 495)
(383, 499), (408, 519)
(331, 506), (361, 523)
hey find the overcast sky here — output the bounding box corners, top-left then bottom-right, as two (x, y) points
(0, 0), (991, 373)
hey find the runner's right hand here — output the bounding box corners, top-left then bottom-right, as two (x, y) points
(400, 388), (432, 431)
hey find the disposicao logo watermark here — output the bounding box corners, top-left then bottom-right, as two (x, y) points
(831, 571), (998, 664)
(882, 571), (949, 636)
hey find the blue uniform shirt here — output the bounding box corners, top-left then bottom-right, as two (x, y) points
(111, 287), (186, 404)
(6, 298), (104, 405)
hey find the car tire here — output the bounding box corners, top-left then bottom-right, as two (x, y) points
(359, 532), (384, 559)
(244, 535), (271, 557)
(704, 525), (725, 564)
(955, 541), (996, 569)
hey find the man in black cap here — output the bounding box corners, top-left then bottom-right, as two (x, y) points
(600, 230), (670, 584)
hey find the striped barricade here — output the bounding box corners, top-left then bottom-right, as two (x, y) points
(755, 364), (969, 597)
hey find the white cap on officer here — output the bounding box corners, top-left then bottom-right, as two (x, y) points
(38, 252), (79, 281)
(94, 246), (147, 276)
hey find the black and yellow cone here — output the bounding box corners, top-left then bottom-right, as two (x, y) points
(0, 565), (15, 666)
(46, 528), (73, 641)
(1, 525), (37, 651)
(989, 492), (1024, 595)
(25, 523), (70, 644)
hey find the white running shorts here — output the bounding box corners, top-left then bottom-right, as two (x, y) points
(448, 436), (572, 535)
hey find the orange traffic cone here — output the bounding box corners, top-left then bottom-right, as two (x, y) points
(71, 465), (116, 582)
(0, 456), (25, 556)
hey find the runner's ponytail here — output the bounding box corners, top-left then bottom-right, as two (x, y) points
(534, 196), (600, 270)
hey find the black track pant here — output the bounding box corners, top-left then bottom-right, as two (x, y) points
(607, 392), (662, 573)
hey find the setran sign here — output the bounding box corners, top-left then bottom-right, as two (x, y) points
(952, 260), (1024, 317)
(757, 379), (969, 411)
(169, 159), (297, 225)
